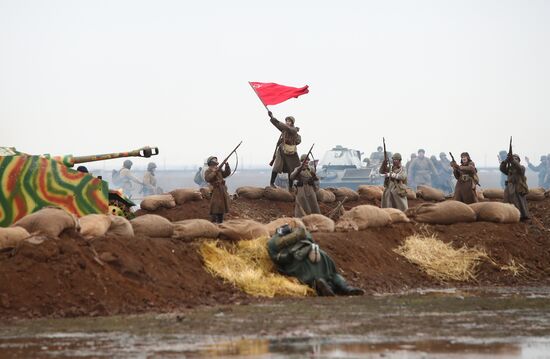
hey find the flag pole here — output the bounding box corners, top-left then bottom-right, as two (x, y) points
(248, 81), (270, 112)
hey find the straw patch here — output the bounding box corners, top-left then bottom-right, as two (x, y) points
(199, 238), (313, 297)
(394, 234), (489, 282)
(499, 259), (527, 277)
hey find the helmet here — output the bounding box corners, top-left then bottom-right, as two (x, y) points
(123, 160), (133, 169)
(147, 162), (157, 171)
(285, 116), (295, 125)
(439, 152), (446, 158)
(377, 146), (383, 152)
(207, 156), (218, 166)
(300, 154), (309, 162)
(276, 224), (292, 236)
(392, 153), (402, 161)
(76, 165), (89, 173)
(417, 149), (425, 154)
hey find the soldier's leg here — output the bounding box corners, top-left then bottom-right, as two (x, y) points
(331, 274), (365, 296)
(288, 173), (293, 191)
(218, 214), (225, 223)
(270, 172), (277, 187)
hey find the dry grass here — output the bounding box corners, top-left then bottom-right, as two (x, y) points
(199, 237), (313, 297)
(394, 233), (490, 282)
(499, 259), (527, 277)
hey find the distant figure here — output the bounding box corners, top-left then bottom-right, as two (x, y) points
(204, 156), (231, 223)
(405, 153), (417, 188)
(194, 159), (208, 187)
(408, 149), (437, 190)
(498, 150), (508, 189)
(438, 152), (454, 195)
(268, 110), (301, 190)
(369, 146), (385, 162)
(142, 162), (161, 196)
(379, 153), (408, 211)
(525, 155), (548, 189)
(451, 152), (479, 204)
(117, 160), (143, 197)
(429, 155), (444, 191)
(500, 154), (530, 221)
(290, 154), (320, 217)
(76, 165), (89, 173)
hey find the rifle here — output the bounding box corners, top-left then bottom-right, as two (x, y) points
(300, 144), (315, 168)
(382, 137), (389, 173)
(328, 196), (347, 220)
(448, 152), (455, 163)
(218, 141), (243, 170)
(506, 136), (513, 170)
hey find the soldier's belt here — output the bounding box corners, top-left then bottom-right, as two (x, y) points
(283, 144), (297, 155)
(459, 175), (472, 182)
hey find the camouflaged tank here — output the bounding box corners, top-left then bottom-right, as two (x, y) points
(0, 146), (159, 226)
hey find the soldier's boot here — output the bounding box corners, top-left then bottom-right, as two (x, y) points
(270, 172), (277, 188)
(288, 174), (293, 192)
(313, 278), (335, 297)
(217, 214), (225, 223)
(331, 274), (365, 296)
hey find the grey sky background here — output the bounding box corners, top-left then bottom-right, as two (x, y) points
(1, 0), (549, 169)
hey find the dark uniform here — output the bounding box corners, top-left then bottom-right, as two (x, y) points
(269, 113), (301, 190)
(204, 156), (231, 223)
(500, 154), (530, 220)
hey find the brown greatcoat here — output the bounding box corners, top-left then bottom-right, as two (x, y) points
(452, 161), (478, 204)
(290, 165), (320, 217)
(379, 162), (408, 211)
(271, 117), (301, 174)
(204, 165), (231, 215)
(500, 158), (530, 219)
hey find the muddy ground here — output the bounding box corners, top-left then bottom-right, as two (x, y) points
(1, 196), (549, 320)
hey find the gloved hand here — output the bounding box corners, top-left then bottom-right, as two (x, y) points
(224, 163), (230, 171)
(268, 110), (273, 118)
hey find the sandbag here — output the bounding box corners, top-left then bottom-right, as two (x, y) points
(79, 214), (112, 239)
(199, 187), (212, 200)
(301, 214), (335, 232)
(131, 214), (174, 238)
(107, 216), (134, 238)
(416, 185), (445, 201)
(406, 200), (476, 225)
(263, 186), (295, 202)
(13, 207), (78, 237)
(406, 187), (417, 200)
(236, 186), (265, 200)
(0, 227), (30, 250)
(357, 185), (383, 201)
(328, 187), (359, 202)
(173, 219), (220, 240)
(381, 208), (410, 224)
(483, 188), (504, 200)
(469, 202), (520, 223)
(170, 188), (203, 205)
(265, 217), (306, 236)
(218, 219), (269, 241)
(335, 205), (392, 231)
(316, 188), (336, 203)
(476, 188), (485, 201)
(527, 187), (545, 201)
(140, 194), (176, 211)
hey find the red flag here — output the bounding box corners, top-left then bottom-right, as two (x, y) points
(249, 82), (309, 106)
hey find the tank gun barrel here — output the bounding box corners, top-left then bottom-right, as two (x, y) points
(55, 147), (159, 167)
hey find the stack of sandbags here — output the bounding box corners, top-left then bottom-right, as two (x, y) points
(236, 186), (265, 200)
(263, 186), (294, 202)
(406, 187), (417, 200)
(107, 216), (134, 238)
(483, 188), (504, 200)
(170, 188), (203, 205)
(475, 188), (485, 201)
(0, 227), (30, 250)
(140, 194), (176, 211)
(328, 187), (359, 202)
(79, 214), (112, 239)
(527, 187), (546, 201)
(316, 188), (336, 203)
(381, 208), (410, 224)
(173, 219), (220, 241)
(301, 214), (335, 232)
(469, 202), (520, 223)
(406, 201), (476, 225)
(416, 185), (445, 201)
(13, 207), (79, 237)
(131, 214), (174, 238)
(265, 217), (305, 236)
(218, 219), (269, 241)
(335, 205), (392, 231)
(357, 185), (383, 201)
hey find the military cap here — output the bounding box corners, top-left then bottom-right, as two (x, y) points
(207, 156), (219, 166)
(300, 154), (309, 162)
(285, 116), (295, 125)
(392, 153), (402, 161)
(417, 149), (425, 154)
(123, 159), (133, 168)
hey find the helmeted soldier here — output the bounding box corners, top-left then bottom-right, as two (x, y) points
(379, 152), (408, 211)
(500, 153), (530, 221)
(289, 154), (321, 217)
(437, 152), (454, 194)
(451, 152), (479, 204)
(204, 156), (231, 223)
(142, 162), (160, 196)
(408, 149), (438, 189)
(118, 159), (142, 197)
(268, 111), (301, 190)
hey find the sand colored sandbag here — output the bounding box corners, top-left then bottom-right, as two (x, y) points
(13, 207), (79, 238)
(218, 219), (269, 241)
(263, 186), (295, 202)
(265, 217), (306, 236)
(79, 214), (112, 239)
(0, 227), (30, 250)
(131, 214), (174, 238)
(357, 185), (383, 201)
(301, 214), (335, 233)
(173, 219), (220, 240)
(381, 208), (410, 224)
(316, 188), (336, 203)
(416, 185), (445, 201)
(140, 194), (176, 211)
(406, 200), (476, 225)
(483, 188), (504, 200)
(107, 216), (134, 238)
(236, 186), (265, 200)
(335, 205), (392, 231)
(328, 187), (359, 202)
(406, 187), (417, 200)
(527, 187), (545, 201)
(199, 187), (212, 200)
(476, 188), (485, 201)
(469, 202), (520, 223)
(170, 188), (203, 205)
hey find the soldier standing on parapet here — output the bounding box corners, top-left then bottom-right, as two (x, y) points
(408, 149), (437, 190)
(379, 153), (408, 211)
(268, 111), (301, 191)
(500, 153), (530, 221)
(204, 156), (231, 223)
(290, 154), (321, 217)
(525, 155), (548, 189)
(451, 152), (479, 204)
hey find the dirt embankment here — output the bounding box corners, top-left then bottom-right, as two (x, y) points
(1, 196), (549, 319)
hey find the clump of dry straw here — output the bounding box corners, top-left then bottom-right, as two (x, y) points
(394, 233), (489, 281)
(200, 237), (313, 297)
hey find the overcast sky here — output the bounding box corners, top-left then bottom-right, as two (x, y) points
(1, 0), (549, 169)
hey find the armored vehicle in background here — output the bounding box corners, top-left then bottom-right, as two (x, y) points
(0, 146), (159, 227)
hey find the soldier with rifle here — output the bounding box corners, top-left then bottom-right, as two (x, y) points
(268, 110), (301, 190)
(378, 138), (408, 211)
(449, 152), (479, 204)
(499, 137), (530, 221)
(289, 144), (320, 217)
(204, 142), (242, 223)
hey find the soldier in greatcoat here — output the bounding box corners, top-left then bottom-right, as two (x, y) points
(450, 152), (479, 204)
(268, 111), (301, 190)
(379, 153), (408, 211)
(204, 156), (231, 223)
(500, 154), (530, 221)
(408, 149), (438, 189)
(289, 154), (321, 217)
